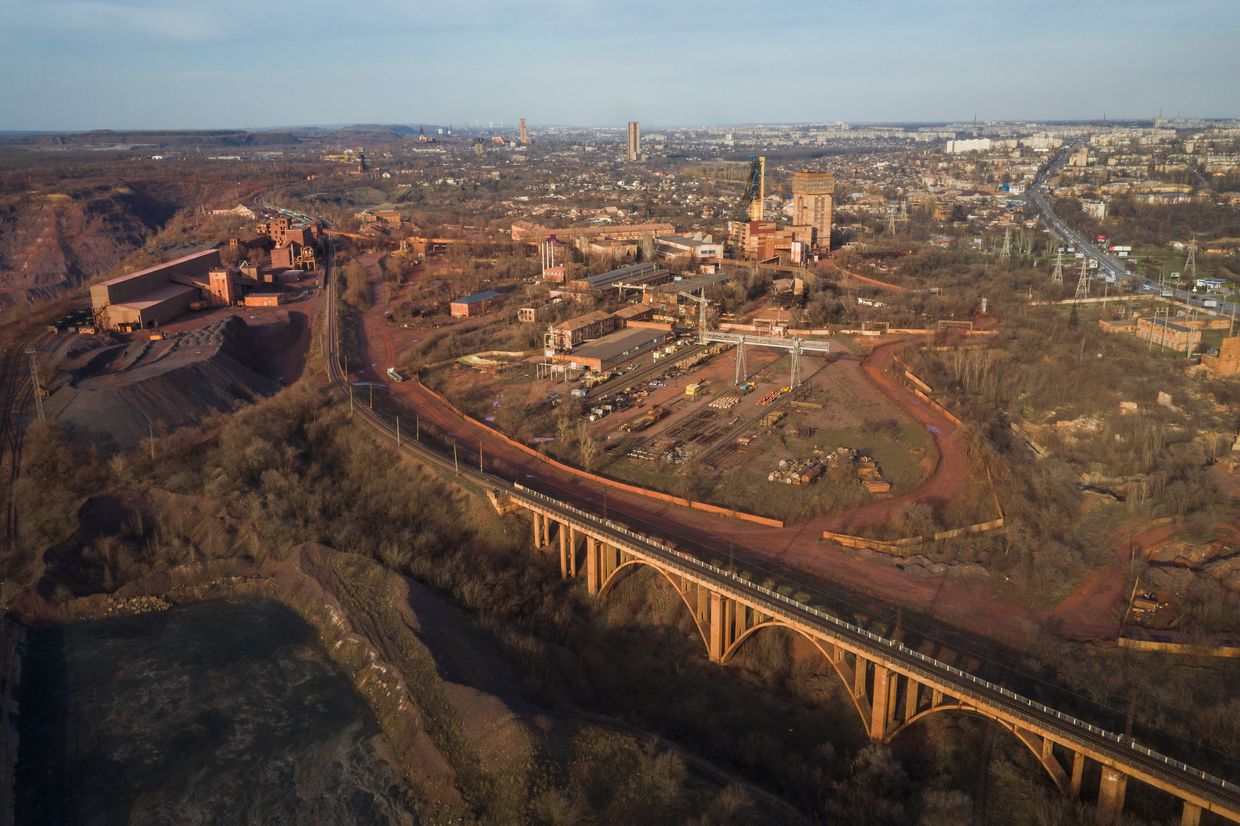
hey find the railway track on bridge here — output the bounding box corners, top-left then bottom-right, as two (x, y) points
(316, 219), (1240, 822)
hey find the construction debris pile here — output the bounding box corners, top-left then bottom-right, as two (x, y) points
(768, 456), (825, 485)
(855, 454), (891, 494)
(761, 447), (896, 494)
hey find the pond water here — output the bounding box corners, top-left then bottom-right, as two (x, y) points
(16, 598), (415, 824)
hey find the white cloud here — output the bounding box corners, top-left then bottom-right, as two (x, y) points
(2, 0), (230, 41)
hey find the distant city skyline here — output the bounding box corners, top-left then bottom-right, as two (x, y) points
(2, 0), (1237, 131)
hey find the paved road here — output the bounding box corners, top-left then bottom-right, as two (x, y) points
(1029, 147), (1238, 318)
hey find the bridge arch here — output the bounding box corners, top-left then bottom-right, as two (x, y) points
(598, 558), (710, 652)
(722, 620), (871, 728)
(887, 703), (1070, 793)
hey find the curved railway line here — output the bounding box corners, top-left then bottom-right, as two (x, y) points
(313, 217), (1240, 822)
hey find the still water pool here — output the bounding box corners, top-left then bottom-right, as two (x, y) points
(16, 598), (415, 825)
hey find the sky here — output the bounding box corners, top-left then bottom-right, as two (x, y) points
(1, 0), (1237, 131)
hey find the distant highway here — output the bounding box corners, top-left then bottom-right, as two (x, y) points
(1029, 147), (1237, 319)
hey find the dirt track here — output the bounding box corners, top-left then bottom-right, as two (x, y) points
(348, 265), (1131, 646)
(821, 261), (909, 293)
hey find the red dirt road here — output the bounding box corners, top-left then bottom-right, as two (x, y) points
(821, 261), (909, 293)
(348, 266), (1132, 646)
(819, 340), (969, 533)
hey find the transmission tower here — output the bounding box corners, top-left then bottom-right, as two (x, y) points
(1074, 257), (1090, 300)
(789, 340), (803, 389)
(999, 227), (1012, 265)
(897, 200), (909, 222)
(1183, 237), (1198, 282)
(27, 350), (45, 422)
(734, 336), (748, 385)
(885, 206), (898, 236)
(1051, 249), (1064, 284)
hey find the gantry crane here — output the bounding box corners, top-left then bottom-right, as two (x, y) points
(678, 289), (710, 341)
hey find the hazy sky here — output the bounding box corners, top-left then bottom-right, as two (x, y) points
(1, 0), (1236, 130)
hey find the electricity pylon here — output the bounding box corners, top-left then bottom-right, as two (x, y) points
(1075, 257), (1090, 299)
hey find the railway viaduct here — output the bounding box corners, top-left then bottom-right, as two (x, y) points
(499, 488), (1239, 825)
(313, 210), (1240, 826)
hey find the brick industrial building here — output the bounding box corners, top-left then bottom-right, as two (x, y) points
(1202, 336), (1240, 376)
(549, 310), (620, 350)
(91, 249), (229, 331)
(450, 290), (503, 318)
(791, 170), (835, 251)
(555, 326), (669, 372)
(1135, 316), (1202, 351)
(627, 121), (640, 162)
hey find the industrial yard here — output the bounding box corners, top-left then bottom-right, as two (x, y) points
(429, 330), (937, 522)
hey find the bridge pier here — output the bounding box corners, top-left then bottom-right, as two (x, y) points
(709, 592), (725, 661)
(1097, 767), (1128, 822)
(903, 676), (920, 722)
(586, 536), (601, 595)
(568, 526), (579, 578)
(870, 665), (893, 739)
(558, 521), (569, 576)
(1070, 750), (1084, 797)
(1181, 802), (1202, 826)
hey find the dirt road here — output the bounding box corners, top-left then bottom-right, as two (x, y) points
(346, 263), (1132, 647)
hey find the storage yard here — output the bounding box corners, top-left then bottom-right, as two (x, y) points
(427, 320), (936, 522)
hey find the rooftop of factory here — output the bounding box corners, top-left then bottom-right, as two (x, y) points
(578, 262), (666, 289)
(650, 272), (734, 294)
(570, 326), (669, 361)
(98, 247), (218, 287)
(452, 289), (503, 305)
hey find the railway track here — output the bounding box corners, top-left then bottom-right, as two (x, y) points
(316, 216), (1240, 821)
(0, 330), (54, 545)
(584, 342), (708, 402)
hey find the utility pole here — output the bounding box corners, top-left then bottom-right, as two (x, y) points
(453, 442), (459, 475)
(479, 443), (483, 472)
(395, 416), (400, 449)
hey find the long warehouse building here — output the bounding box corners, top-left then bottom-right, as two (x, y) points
(90, 248), (222, 330)
(552, 326), (670, 372)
